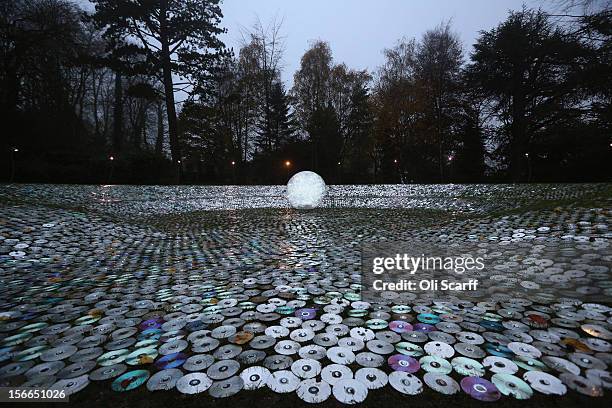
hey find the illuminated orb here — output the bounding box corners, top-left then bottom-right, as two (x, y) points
(286, 171), (327, 209)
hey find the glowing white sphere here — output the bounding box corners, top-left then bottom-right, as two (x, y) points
(286, 171), (327, 209)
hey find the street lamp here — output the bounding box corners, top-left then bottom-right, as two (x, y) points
(9, 147), (18, 183)
(107, 155), (115, 184)
(285, 160), (291, 167)
(525, 153), (532, 182)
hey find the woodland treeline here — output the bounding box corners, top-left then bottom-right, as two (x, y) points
(1, 0), (610, 184)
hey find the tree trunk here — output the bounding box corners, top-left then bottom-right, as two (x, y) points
(159, 12), (181, 181)
(156, 101), (164, 156)
(510, 94), (527, 182)
(112, 71), (123, 154)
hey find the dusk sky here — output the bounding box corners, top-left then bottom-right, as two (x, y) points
(221, 0), (549, 84)
(79, 0), (555, 85)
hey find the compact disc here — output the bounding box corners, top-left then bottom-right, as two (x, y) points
(424, 372), (460, 395)
(491, 373), (533, 399)
(111, 369), (149, 392)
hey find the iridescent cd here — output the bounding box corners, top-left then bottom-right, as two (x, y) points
(417, 313), (440, 325)
(389, 321), (413, 333)
(395, 342), (424, 357)
(97, 349), (129, 367)
(451, 357), (485, 376)
(111, 369), (149, 392)
(154, 352), (187, 370)
(460, 377), (501, 402)
(419, 355), (452, 374)
(491, 373), (533, 399)
(388, 354), (419, 373)
(125, 347), (158, 365)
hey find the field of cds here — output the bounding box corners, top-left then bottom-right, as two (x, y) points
(0, 184), (610, 407)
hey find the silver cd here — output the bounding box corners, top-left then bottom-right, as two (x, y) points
(177, 372), (213, 394)
(291, 358), (322, 379)
(89, 364), (127, 381)
(240, 366), (270, 390)
(297, 379), (331, 403)
(483, 355), (519, 374)
(266, 370), (300, 393)
(50, 374), (89, 396)
(355, 367), (388, 389)
(147, 369), (183, 391)
(183, 354), (214, 371)
(299, 345), (327, 360)
(523, 371), (567, 395)
(388, 371), (423, 395)
(338, 337), (364, 351)
(263, 354), (293, 370)
(327, 347), (355, 364)
(209, 376), (244, 398)
(355, 352), (384, 368)
(332, 379), (368, 404)
(25, 361), (65, 378)
(424, 341), (455, 358)
(275, 340), (300, 355)
(454, 343), (486, 359)
(424, 372), (460, 395)
(321, 364), (353, 385)
(207, 360), (240, 380)
(559, 373), (604, 397)
(57, 361), (97, 379)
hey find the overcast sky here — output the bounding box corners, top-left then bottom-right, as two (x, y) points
(221, 0), (550, 84)
(80, 0), (553, 85)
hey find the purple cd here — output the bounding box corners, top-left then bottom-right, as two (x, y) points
(460, 377), (501, 402)
(295, 308), (317, 320)
(139, 318), (163, 331)
(388, 354), (420, 373)
(389, 321), (413, 333)
(414, 323), (436, 333)
(154, 352), (187, 370)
